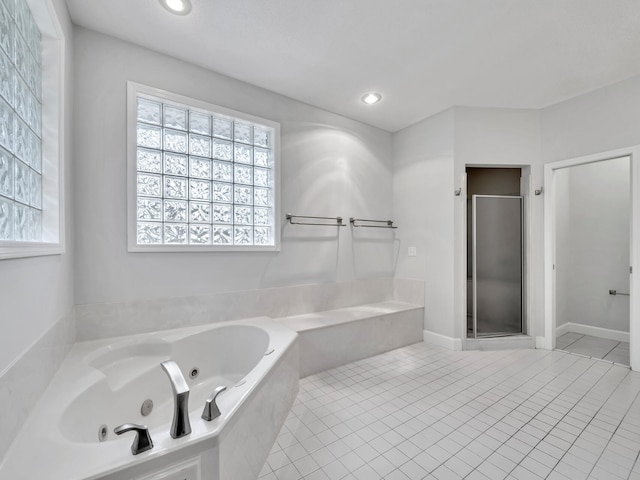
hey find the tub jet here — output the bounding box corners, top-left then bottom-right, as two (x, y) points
(140, 399), (153, 417)
(98, 424), (108, 442)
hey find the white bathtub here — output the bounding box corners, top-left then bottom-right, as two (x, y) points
(0, 317), (299, 480)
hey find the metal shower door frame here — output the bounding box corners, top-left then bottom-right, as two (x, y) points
(471, 194), (525, 338)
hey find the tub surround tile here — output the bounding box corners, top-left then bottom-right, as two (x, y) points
(0, 311), (75, 461)
(76, 277), (418, 341)
(282, 304), (424, 377)
(219, 338), (299, 480)
(279, 301), (422, 332)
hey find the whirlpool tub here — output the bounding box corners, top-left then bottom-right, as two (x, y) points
(0, 317), (299, 480)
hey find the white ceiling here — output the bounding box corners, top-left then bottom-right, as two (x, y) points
(65, 0), (640, 132)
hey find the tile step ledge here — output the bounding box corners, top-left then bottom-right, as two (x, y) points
(276, 301), (424, 377)
(277, 300), (423, 333)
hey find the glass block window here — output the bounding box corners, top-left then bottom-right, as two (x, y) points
(132, 90), (278, 249)
(0, 0), (42, 242)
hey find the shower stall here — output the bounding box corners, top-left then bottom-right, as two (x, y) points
(467, 168), (525, 338)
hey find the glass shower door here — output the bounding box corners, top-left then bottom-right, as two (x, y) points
(471, 195), (524, 337)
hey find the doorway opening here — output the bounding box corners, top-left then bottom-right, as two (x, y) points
(544, 145), (640, 371)
(466, 167), (525, 338)
(552, 156), (630, 365)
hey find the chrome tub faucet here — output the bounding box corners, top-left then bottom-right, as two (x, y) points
(201, 385), (227, 421)
(160, 360), (191, 439)
(114, 423), (153, 455)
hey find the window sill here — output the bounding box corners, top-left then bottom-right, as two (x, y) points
(0, 242), (64, 260)
(128, 244), (280, 253)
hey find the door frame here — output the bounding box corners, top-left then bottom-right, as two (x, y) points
(471, 194), (525, 338)
(460, 165), (532, 351)
(543, 145), (640, 371)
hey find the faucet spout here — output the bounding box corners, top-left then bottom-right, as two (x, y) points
(160, 360), (191, 439)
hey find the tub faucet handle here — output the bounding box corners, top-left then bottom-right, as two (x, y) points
(114, 423), (153, 455)
(201, 385), (227, 421)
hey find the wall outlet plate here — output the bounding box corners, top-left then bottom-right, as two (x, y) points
(408, 247), (417, 257)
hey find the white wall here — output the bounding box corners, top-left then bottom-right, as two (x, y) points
(454, 107), (542, 168)
(555, 158), (630, 332)
(395, 75), (640, 345)
(7, 14), (640, 368)
(73, 28), (394, 306)
(0, 0), (74, 375)
(393, 109), (455, 337)
(542, 75), (640, 163)
(453, 107), (543, 339)
(392, 107), (542, 340)
(541, 74), (640, 349)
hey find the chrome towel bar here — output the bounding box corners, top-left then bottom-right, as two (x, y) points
(286, 213), (345, 226)
(609, 290), (630, 296)
(349, 218), (397, 229)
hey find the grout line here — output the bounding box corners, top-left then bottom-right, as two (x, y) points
(323, 349), (563, 477)
(542, 363), (629, 479)
(266, 344), (640, 480)
(601, 341), (621, 361)
(558, 334), (631, 365)
(483, 356), (620, 479)
(576, 369), (637, 480)
(555, 334), (583, 351)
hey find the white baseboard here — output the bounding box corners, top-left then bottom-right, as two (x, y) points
(535, 336), (548, 349)
(557, 322), (629, 343)
(423, 330), (463, 351)
(555, 323), (572, 338)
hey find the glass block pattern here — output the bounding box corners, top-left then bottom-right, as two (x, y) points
(0, 0), (42, 242)
(135, 94), (275, 245)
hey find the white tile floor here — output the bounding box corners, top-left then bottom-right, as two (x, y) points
(259, 343), (640, 480)
(556, 333), (630, 365)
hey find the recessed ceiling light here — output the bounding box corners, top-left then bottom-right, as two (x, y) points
(361, 92), (382, 105)
(159, 0), (192, 15)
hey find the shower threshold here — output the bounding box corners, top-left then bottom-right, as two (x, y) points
(468, 332), (526, 338)
(465, 334), (534, 351)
